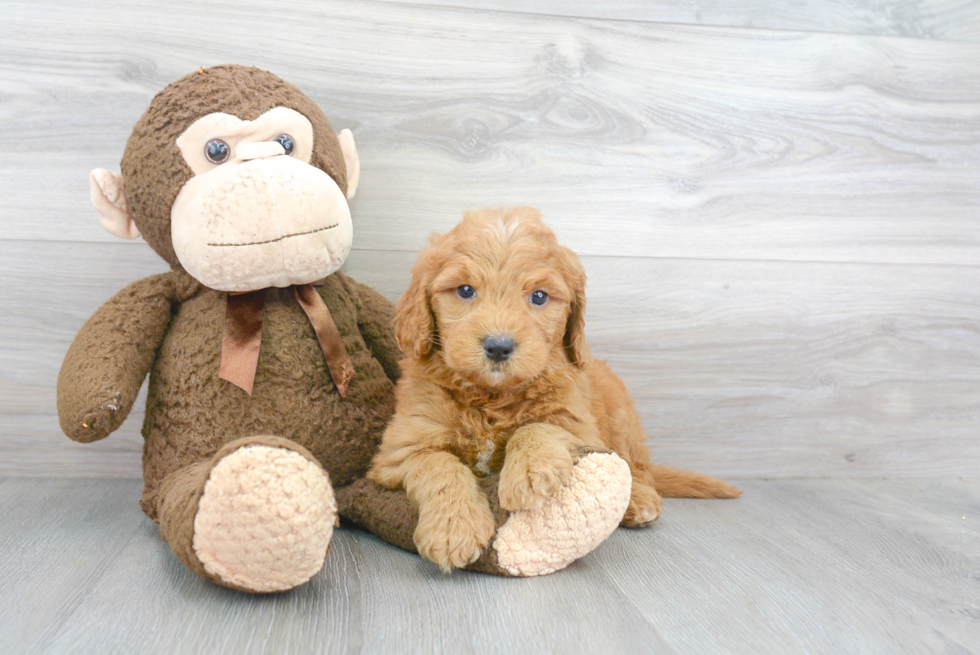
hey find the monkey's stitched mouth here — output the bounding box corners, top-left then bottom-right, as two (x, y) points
(207, 223), (339, 247)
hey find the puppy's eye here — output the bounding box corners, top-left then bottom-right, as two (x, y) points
(204, 139), (230, 164)
(530, 290), (549, 306)
(456, 285), (476, 300)
(275, 134), (295, 155)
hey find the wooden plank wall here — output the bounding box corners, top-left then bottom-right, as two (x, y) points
(381, 0), (980, 41)
(1, 0), (978, 479)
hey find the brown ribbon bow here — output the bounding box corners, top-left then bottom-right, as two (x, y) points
(219, 283), (355, 397)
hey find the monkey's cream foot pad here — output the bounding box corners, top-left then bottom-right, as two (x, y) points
(192, 445), (337, 592)
(492, 452), (631, 577)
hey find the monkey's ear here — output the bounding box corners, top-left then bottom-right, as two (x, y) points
(337, 129), (360, 201)
(90, 169), (140, 240)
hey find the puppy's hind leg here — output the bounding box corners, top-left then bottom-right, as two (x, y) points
(602, 400), (663, 526)
(622, 462), (663, 527)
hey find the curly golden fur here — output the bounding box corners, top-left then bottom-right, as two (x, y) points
(368, 207), (741, 571)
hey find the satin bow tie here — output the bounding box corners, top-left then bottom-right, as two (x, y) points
(219, 283), (355, 397)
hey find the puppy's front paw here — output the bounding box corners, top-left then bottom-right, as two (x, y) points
(414, 499), (495, 572)
(498, 443), (574, 511)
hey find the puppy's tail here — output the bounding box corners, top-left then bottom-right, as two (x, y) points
(650, 465), (743, 499)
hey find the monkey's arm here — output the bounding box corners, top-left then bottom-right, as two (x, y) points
(338, 272), (403, 384)
(58, 272), (188, 443)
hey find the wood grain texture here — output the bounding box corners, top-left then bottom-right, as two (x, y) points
(2, 0), (980, 265)
(3, 242), (977, 479)
(600, 476), (980, 653)
(1, 477), (977, 653)
(1, 0), (978, 479)
(0, 478), (147, 654)
(379, 0), (980, 42)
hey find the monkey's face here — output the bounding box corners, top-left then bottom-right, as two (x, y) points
(90, 66), (361, 289)
(170, 107), (352, 292)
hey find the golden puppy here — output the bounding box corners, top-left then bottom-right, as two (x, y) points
(369, 207), (741, 571)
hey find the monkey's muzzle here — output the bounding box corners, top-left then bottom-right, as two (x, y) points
(171, 155), (353, 292)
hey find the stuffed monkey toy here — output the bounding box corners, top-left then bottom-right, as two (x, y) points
(58, 65), (633, 592)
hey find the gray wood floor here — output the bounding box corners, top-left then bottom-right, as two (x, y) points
(2, 477), (977, 654)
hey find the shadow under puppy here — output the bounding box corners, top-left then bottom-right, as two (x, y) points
(369, 207), (741, 571)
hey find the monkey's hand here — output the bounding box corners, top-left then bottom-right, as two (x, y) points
(58, 272), (192, 442)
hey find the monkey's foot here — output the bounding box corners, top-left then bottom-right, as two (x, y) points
(192, 444), (336, 592)
(490, 451), (632, 577)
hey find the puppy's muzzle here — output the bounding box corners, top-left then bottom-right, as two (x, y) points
(482, 335), (515, 363)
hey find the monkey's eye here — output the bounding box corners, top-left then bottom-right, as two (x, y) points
(456, 285), (476, 300)
(276, 134), (295, 155)
(530, 290), (549, 306)
(204, 139), (230, 164)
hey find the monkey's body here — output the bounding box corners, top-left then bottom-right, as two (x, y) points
(60, 268), (406, 591)
(135, 272), (397, 519)
(58, 65), (635, 592)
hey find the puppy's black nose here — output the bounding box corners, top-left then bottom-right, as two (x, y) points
(482, 335), (515, 362)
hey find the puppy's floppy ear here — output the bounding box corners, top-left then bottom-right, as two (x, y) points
(557, 245), (590, 367)
(396, 248), (437, 360)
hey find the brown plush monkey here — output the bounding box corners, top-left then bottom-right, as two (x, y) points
(59, 65), (632, 592)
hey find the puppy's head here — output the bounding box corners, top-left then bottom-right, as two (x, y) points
(396, 207), (589, 387)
